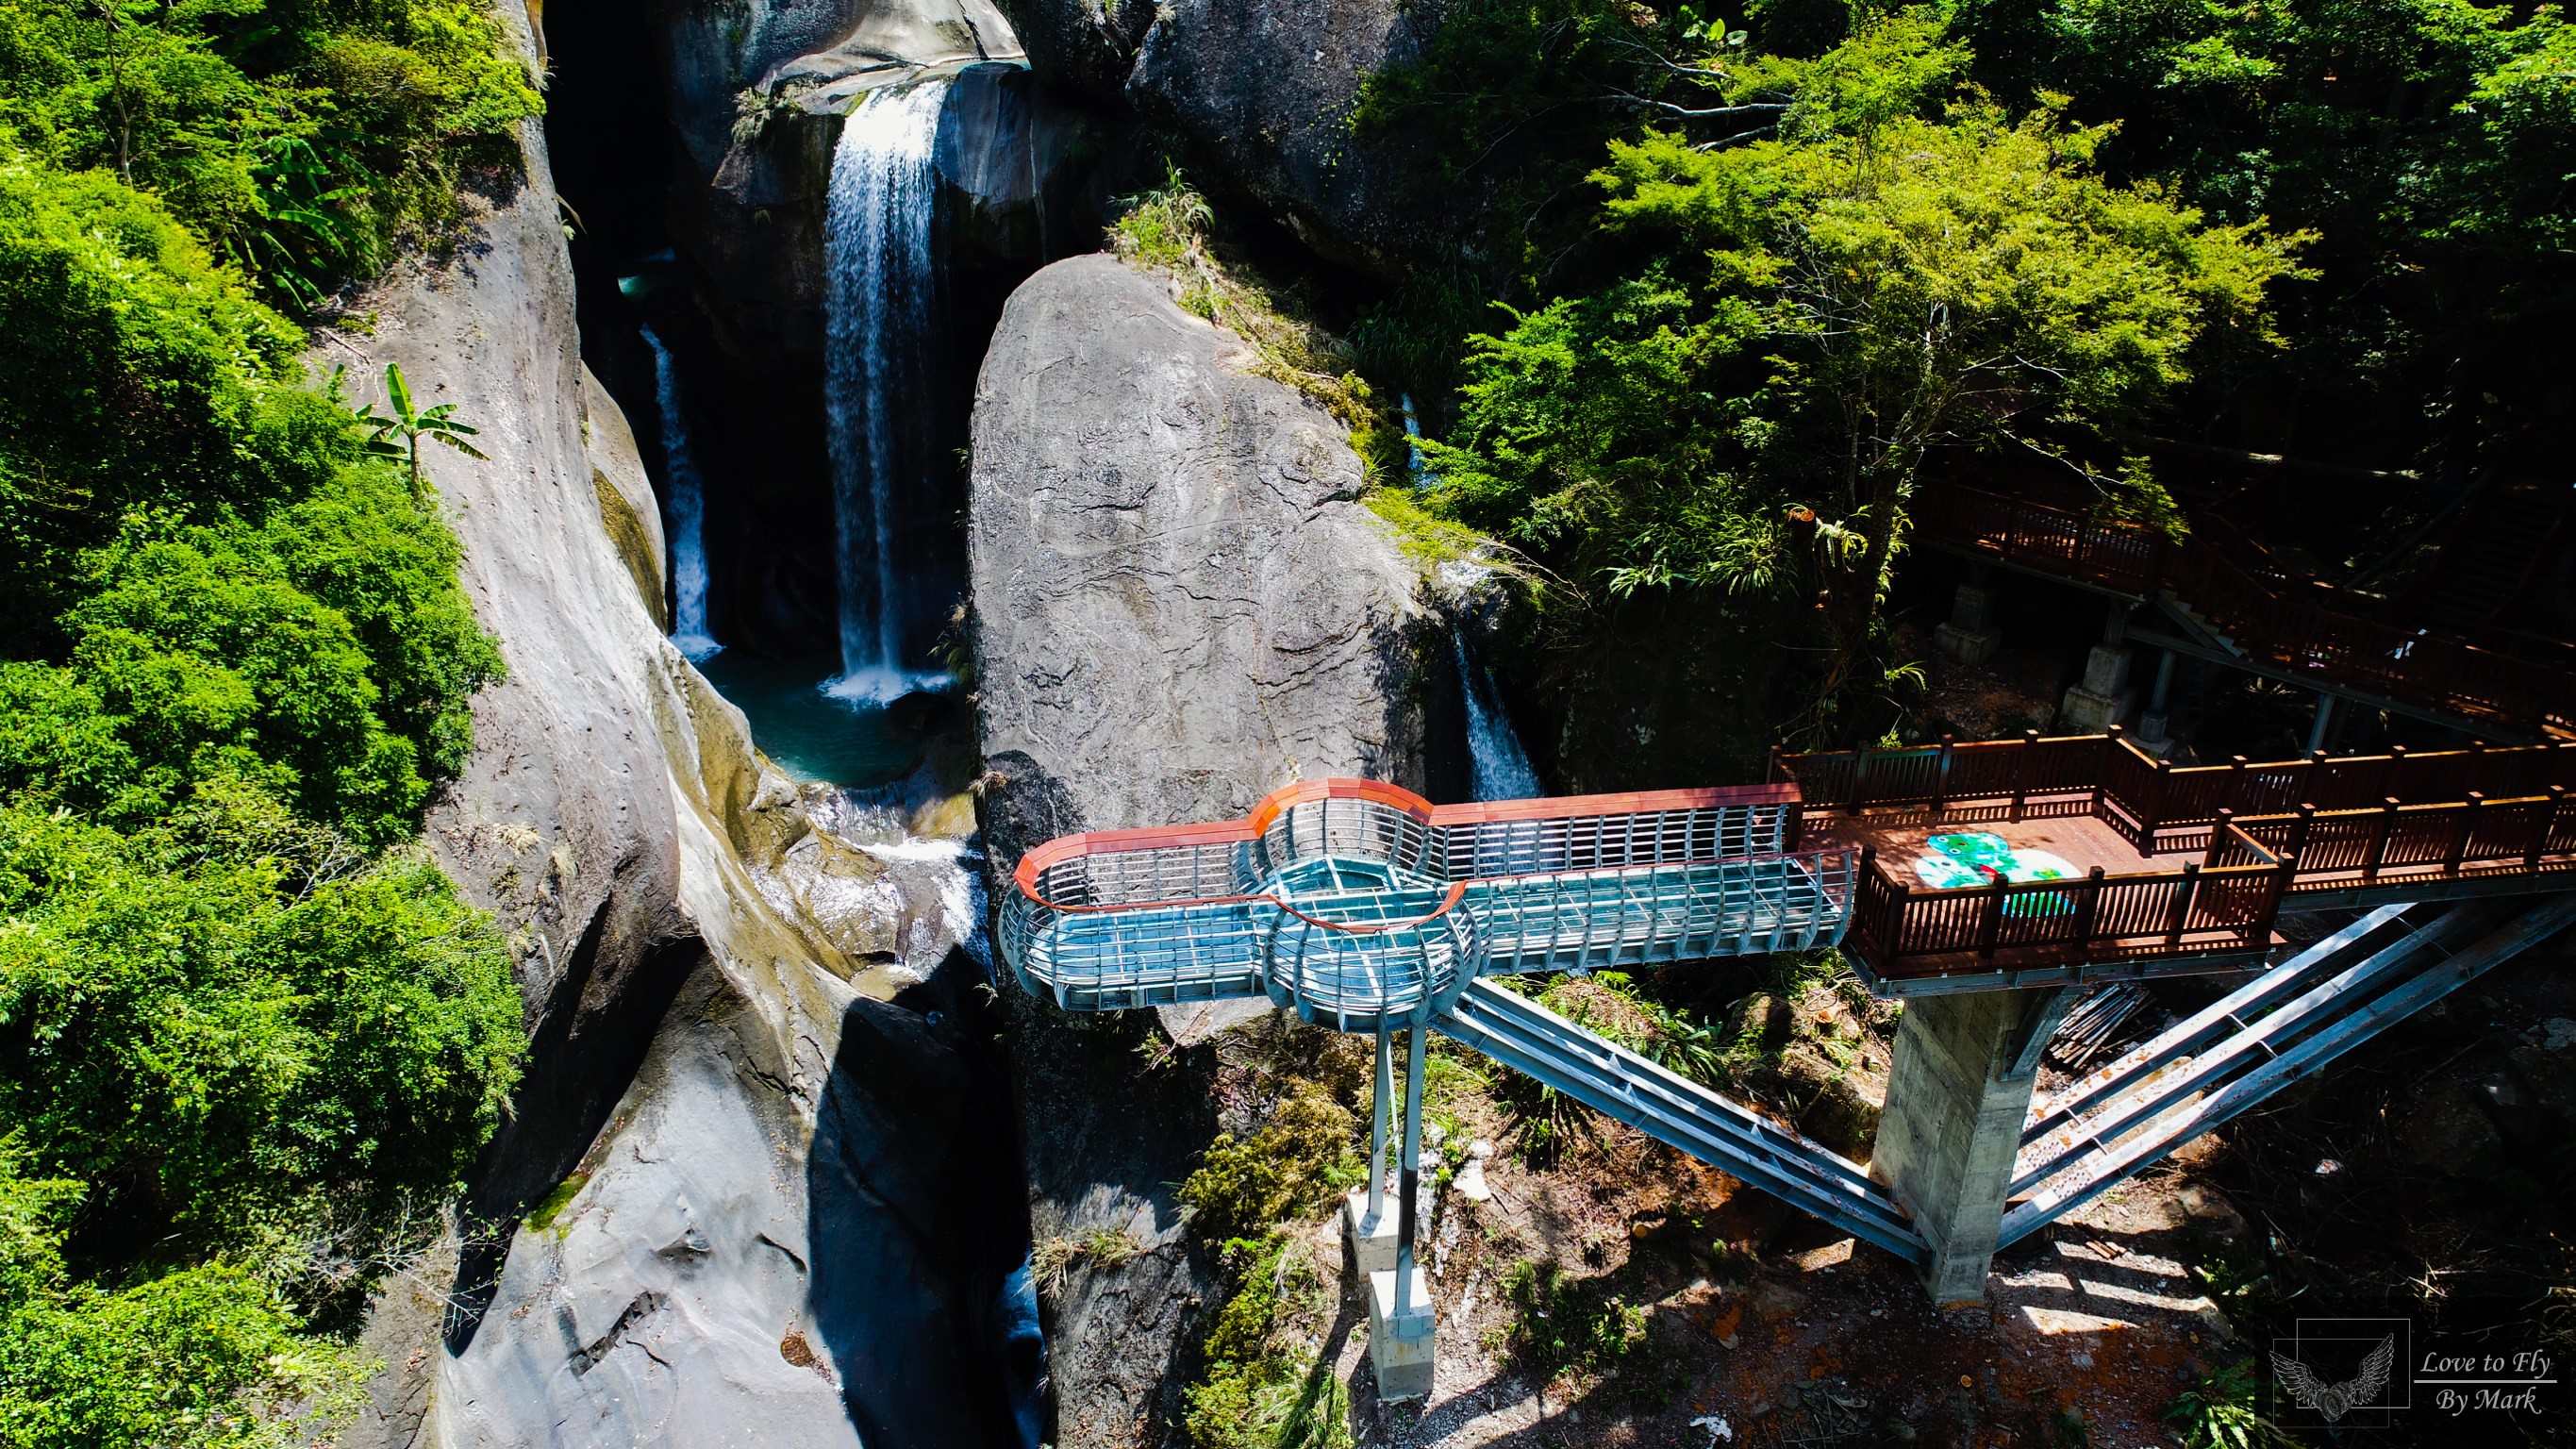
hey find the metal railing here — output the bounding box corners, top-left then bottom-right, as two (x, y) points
(1001, 779), (1851, 1027)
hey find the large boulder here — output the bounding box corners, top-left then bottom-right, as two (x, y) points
(970, 254), (1432, 856)
(968, 253), (1435, 1444)
(339, 10), (1024, 1447)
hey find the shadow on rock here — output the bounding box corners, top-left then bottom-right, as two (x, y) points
(810, 958), (1038, 1449)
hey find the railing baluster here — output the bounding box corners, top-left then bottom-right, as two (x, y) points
(2164, 863), (2202, 949)
(2366, 796), (2401, 882)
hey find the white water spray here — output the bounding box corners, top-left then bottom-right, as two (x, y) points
(823, 78), (951, 704)
(642, 325), (721, 661)
(1454, 635), (1542, 801)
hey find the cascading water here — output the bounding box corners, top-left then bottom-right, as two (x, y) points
(641, 325), (721, 661)
(1455, 635), (1543, 801)
(823, 78), (950, 704)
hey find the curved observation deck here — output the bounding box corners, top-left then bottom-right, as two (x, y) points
(1001, 779), (1856, 1033)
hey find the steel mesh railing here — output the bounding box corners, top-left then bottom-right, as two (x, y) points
(1001, 780), (1854, 1024)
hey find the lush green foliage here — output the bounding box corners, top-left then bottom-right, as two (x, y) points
(0, 1158), (372, 1449)
(0, 15), (520, 1440)
(1488, 1257), (1647, 1376)
(1177, 1072), (1365, 1449)
(1409, 6), (2300, 733)
(0, 805), (522, 1243)
(1181, 1235), (1354, 1449)
(1178, 1083), (1365, 1245)
(0, 0), (540, 304)
(2161, 1360), (2293, 1449)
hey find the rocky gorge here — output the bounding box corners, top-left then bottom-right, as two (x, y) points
(332, 2), (1521, 1444)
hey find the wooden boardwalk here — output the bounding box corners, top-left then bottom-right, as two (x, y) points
(1783, 731), (2576, 989)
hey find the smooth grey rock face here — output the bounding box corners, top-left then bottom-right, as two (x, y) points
(652, 0), (1019, 181)
(968, 253), (1432, 1445)
(970, 254), (1428, 847)
(1005, 0), (1443, 276)
(338, 11), (1022, 1448)
(992, 0), (1155, 104)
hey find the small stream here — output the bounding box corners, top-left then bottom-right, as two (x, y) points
(1455, 634), (1543, 801)
(640, 324), (719, 661)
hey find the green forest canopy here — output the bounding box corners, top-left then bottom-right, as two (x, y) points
(0, 3), (533, 1444)
(1363, 0), (2571, 747)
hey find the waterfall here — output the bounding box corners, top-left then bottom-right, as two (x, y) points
(642, 325), (721, 661)
(823, 78), (950, 704)
(1454, 635), (1542, 801)
(1401, 392), (1436, 487)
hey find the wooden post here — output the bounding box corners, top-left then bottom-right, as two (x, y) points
(2204, 807), (2236, 868)
(2098, 726), (2121, 810)
(2073, 865), (2106, 951)
(2256, 850), (2295, 942)
(2011, 728), (2039, 823)
(2229, 755), (2250, 815)
(1767, 742), (1783, 785)
(1978, 875), (2006, 961)
(2289, 803), (2317, 868)
(1934, 734), (1955, 812)
(2383, 743), (2408, 802)
(1850, 747), (1872, 817)
(2366, 796), (2401, 882)
(1857, 845), (1882, 952)
(2148, 758), (2171, 852)
(2531, 786), (2567, 873)
(2449, 792), (2485, 875)
(2165, 863), (2202, 949)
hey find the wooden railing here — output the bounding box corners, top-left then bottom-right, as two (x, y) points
(1846, 840), (2285, 977)
(1914, 486), (2576, 738)
(1780, 733), (2576, 853)
(2236, 791), (2576, 894)
(1784, 733), (2576, 977)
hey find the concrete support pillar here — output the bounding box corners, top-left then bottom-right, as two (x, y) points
(1871, 988), (2072, 1306)
(1347, 1025), (1400, 1273)
(2135, 649), (2179, 753)
(1365, 1024), (1436, 1400)
(2057, 644), (2136, 731)
(1934, 581), (2003, 665)
(2305, 690), (2337, 756)
(2059, 605), (2140, 733)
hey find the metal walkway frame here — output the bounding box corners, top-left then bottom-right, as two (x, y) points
(1998, 892), (2576, 1247)
(1436, 981), (1929, 1264)
(999, 770), (2576, 1322)
(1001, 778), (1855, 1033)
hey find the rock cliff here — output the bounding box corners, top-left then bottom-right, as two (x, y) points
(338, 8), (1018, 1447)
(968, 253), (1434, 1443)
(1001, 0), (1445, 276)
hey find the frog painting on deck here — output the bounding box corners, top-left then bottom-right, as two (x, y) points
(1913, 831), (2080, 914)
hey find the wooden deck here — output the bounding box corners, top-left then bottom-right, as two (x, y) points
(1809, 810), (2169, 882)
(1786, 732), (2576, 987)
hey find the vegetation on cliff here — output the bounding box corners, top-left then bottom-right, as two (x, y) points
(1357, 0), (2572, 756)
(0, 3), (532, 1443)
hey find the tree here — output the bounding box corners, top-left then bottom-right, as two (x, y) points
(354, 362), (485, 496)
(1427, 8), (2303, 735)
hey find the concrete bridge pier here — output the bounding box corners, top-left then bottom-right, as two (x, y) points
(1871, 987), (2075, 1305)
(1347, 1022), (1436, 1399)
